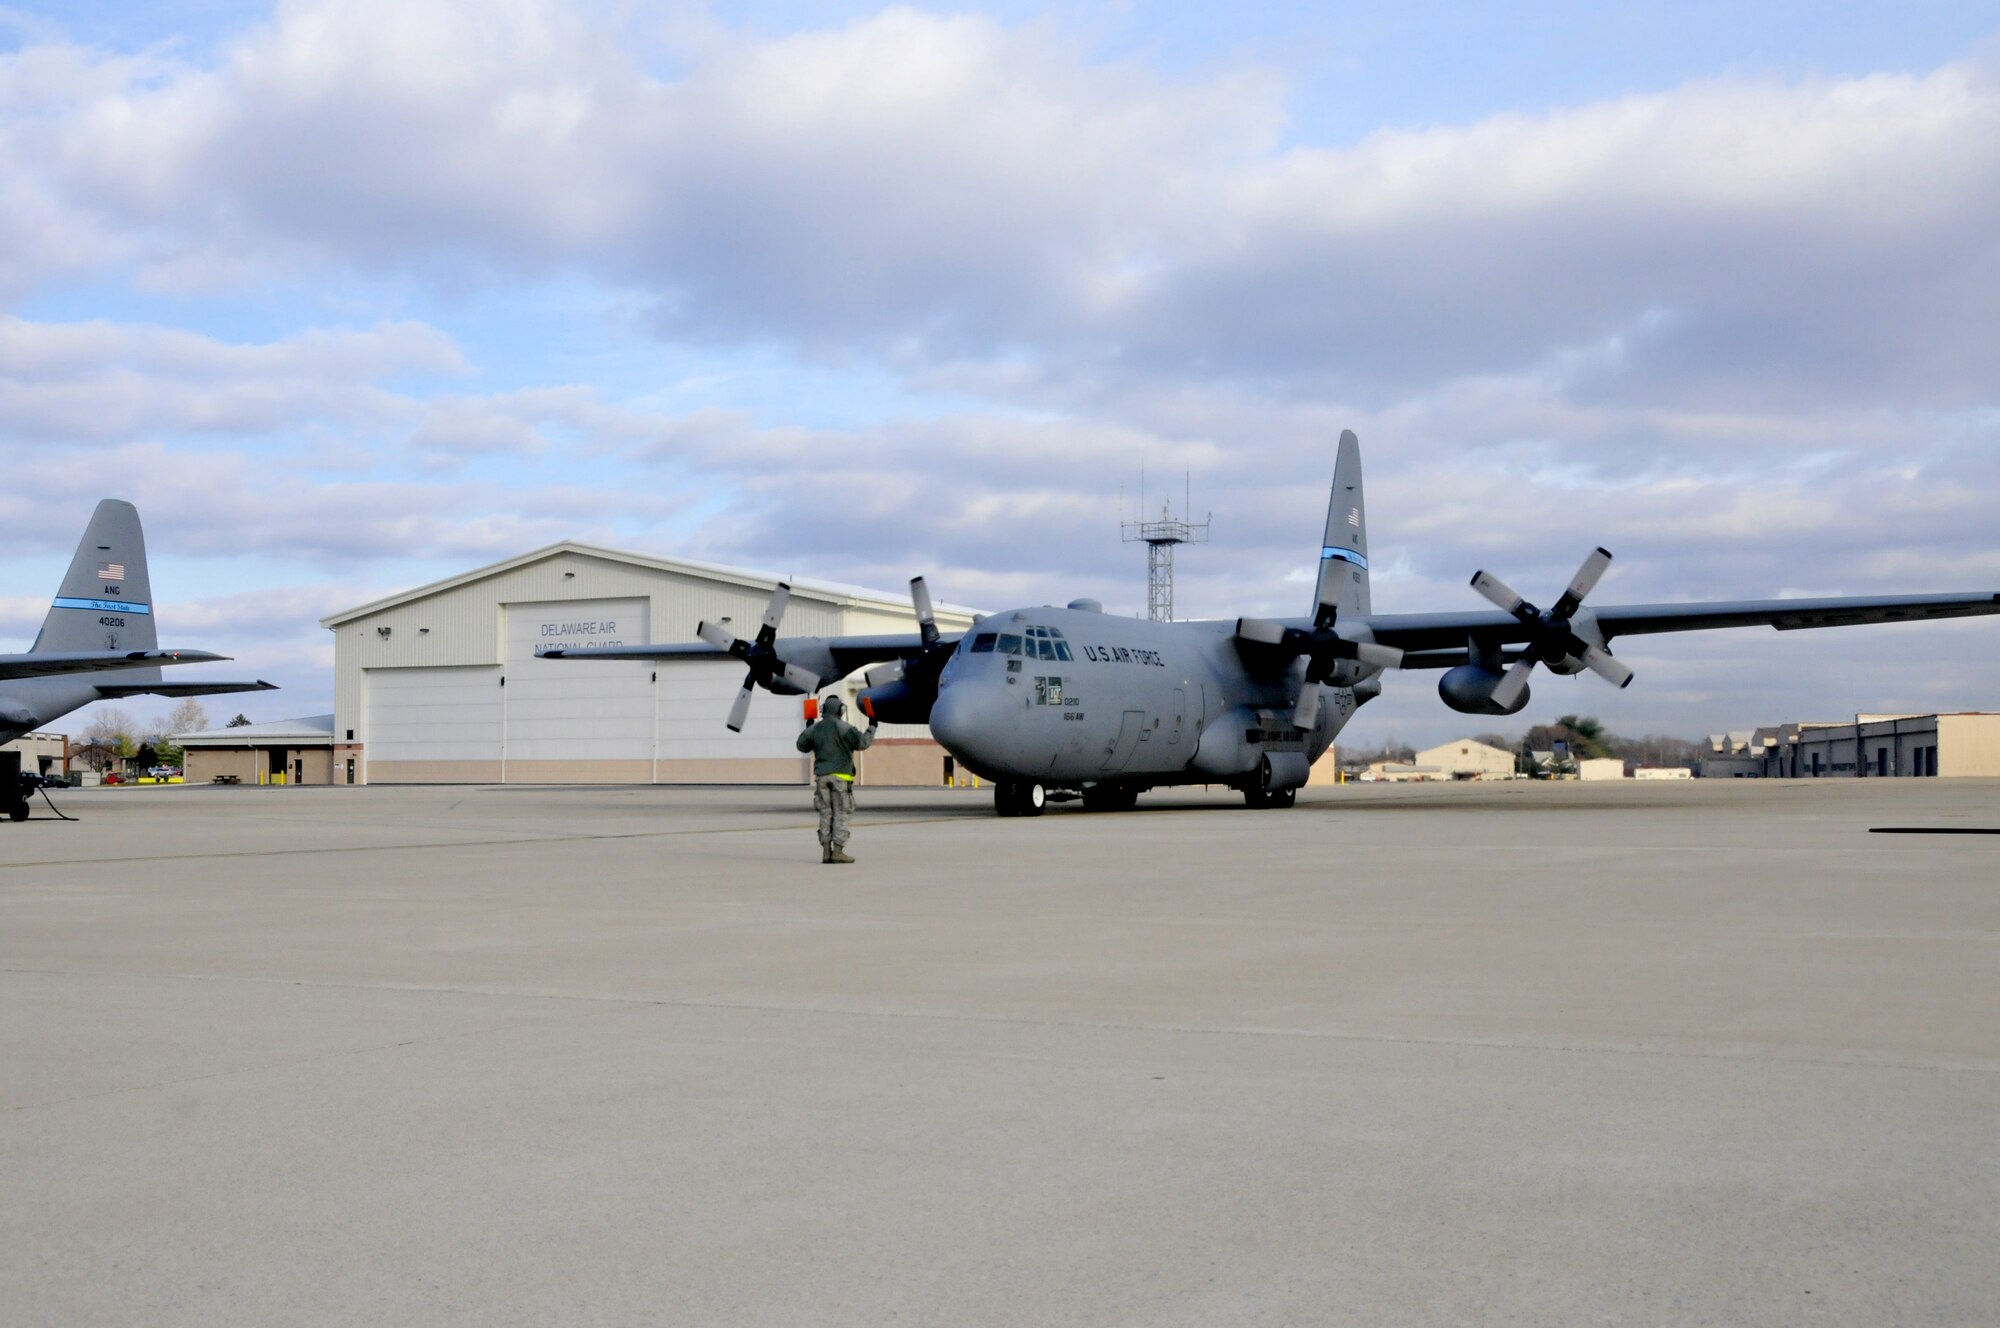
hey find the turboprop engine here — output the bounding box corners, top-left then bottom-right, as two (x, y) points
(855, 661), (931, 725)
(855, 576), (954, 725)
(1439, 546), (1636, 716)
(1438, 664), (1530, 715)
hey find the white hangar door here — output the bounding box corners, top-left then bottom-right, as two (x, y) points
(503, 598), (655, 783)
(364, 665), (505, 783)
(654, 658), (809, 784)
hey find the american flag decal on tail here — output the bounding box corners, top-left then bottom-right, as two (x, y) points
(98, 563), (126, 580)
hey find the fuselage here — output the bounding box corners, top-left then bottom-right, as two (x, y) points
(0, 677), (106, 747)
(925, 605), (1369, 788)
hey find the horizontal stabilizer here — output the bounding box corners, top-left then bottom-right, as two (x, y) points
(0, 648), (229, 681)
(94, 680), (278, 698)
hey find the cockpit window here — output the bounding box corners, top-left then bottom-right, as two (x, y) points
(995, 633), (1023, 656)
(1021, 625), (1073, 661)
(968, 632), (997, 653)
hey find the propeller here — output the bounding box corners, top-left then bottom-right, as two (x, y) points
(695, 582), (821, 732)
(1469, 546), (1633, 711)
(1236, 607), (1405, 731)
(857, 576), (954, 724)
(910, 575), (940, 651)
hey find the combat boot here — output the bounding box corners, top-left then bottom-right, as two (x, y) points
(828, 846), (855, 864)
(821, 844), (834, 864)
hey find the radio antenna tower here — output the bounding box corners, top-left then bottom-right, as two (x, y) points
(1121, 470), (1209, 621)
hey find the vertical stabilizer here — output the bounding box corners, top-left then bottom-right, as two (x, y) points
(1312, 429), (1370, 619)
(32, 500), (160, 661)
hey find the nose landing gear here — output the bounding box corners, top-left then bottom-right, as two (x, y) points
(994, 781), (1047, 817)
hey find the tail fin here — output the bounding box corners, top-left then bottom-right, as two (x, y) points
(32, 500), (160, 661)
(1312, 429), (1370, 619)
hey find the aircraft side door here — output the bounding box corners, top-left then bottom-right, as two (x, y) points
(1101, 710), (1146, 771)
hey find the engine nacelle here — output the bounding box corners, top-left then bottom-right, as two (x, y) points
(1439, 663), (1530, 715)
(856, 676), (935, 726)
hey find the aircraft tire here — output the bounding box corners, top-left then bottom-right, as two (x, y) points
(994, 781), (1047, 817)
(6, 801), (27, 822)
(1242, 756), (1300, 809)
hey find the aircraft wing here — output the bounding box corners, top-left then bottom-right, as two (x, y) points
(539, 633), (954, 682)
(93, 680), (278, 698)
(0, 648), (232, 681)
(1360, 592), (2000, 660)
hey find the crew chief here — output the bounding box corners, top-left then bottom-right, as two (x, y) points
(796, 694), (876, 863)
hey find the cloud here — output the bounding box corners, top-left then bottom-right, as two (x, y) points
(7, 3), (1997, 415)
(1, 4), (1997, 745)
(0, 316), (465, 443)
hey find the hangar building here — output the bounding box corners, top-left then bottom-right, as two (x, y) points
(321, 543), (979, 786)
(176, 715), (336, 785)
(1707, 713), (2000, 779)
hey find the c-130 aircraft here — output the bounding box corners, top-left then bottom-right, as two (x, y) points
(1, 500), (275, 819)
(544, 432), (2000, 815)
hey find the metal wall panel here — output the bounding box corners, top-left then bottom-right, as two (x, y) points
(503, 598), (653, 763)
(364, 666), (503, 763)
(655, 660), (804, 763)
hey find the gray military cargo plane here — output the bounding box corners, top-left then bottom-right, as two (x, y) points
(2, 499), (275, 818)
(542, 432), (2000, 815)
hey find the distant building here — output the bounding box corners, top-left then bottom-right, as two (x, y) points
(176, 714), (337, 785)
(1633, 766), (1693, 780)
(1362, 760), (1441, 782)
(1577, 757), (1626, 781)
(1411, 738), (1516, 780)
(2, 732), (67, 779)
(1706, 713), (2000, 778)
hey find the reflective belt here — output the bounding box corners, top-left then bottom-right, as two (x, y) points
(833, 773), (855, 782)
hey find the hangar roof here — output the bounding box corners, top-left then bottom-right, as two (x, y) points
(177, 714), (336, 746)
(321, 541), (978, 629)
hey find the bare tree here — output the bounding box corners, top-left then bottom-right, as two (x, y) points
(81, 707), (138, 756)
(1342, 737), (1418, 766)
(68, 739), (118, 774)
(160, 697), (210, 738)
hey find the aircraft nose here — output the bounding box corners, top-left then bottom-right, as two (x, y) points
(926, 680), (988, 756)
(928, 676), (1008, 756)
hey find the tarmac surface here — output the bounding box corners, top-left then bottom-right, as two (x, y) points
(3, 777), (1997, 1326)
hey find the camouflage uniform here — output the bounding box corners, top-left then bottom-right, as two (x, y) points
(796, 699), (875, 862)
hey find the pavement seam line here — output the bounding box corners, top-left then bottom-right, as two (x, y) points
(0, 813), (1017, 872)
(5, 965), (1993, 1080)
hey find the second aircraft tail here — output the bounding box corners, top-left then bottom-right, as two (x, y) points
(1312, 429), (1371, 619)
(31, 499), (161, 663)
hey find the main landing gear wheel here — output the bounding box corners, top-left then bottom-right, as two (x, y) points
(1242, 757), (1298, 809)
(1081, 784), (1139, 812)
(994, 781), (1047, 817)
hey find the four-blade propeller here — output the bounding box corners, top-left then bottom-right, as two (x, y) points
(1237, 608), (1404, 730)
(696, 582), (821, 732)
(1469, 546), (1633, 711)
(859, 576), (956, 722)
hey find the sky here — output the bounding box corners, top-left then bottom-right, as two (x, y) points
(3, 0), (1998, 748)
